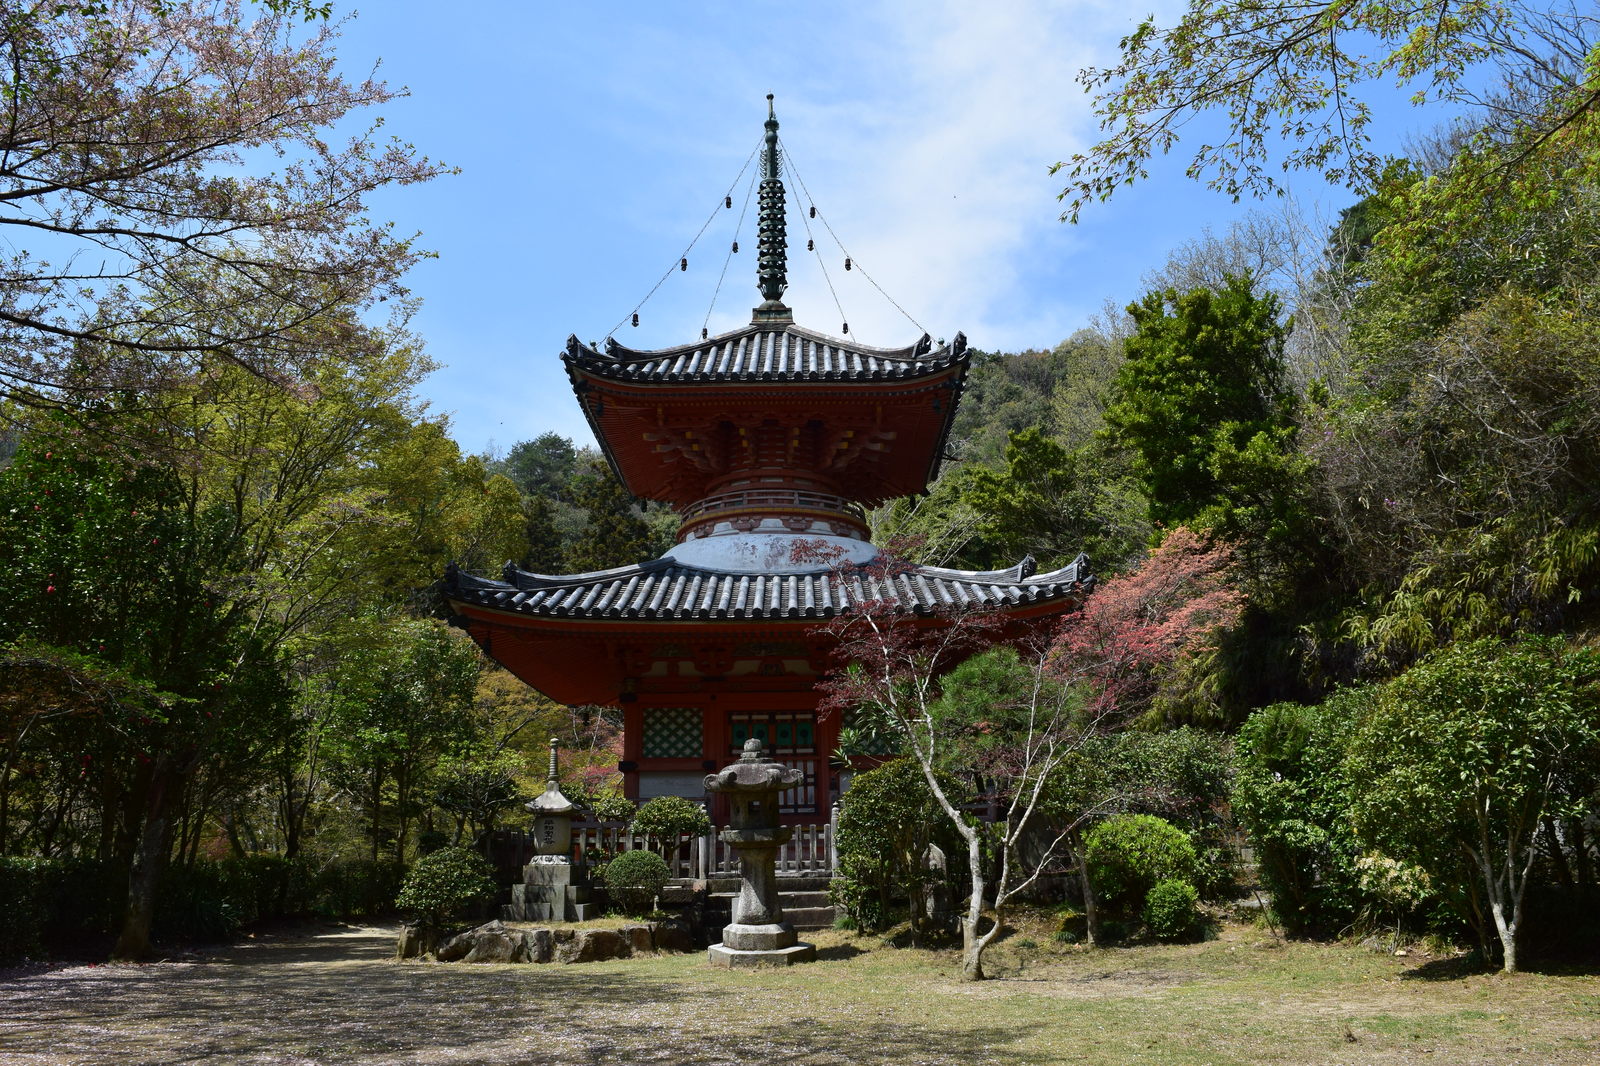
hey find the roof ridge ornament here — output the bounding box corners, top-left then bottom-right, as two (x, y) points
(753, 93), (793, 325)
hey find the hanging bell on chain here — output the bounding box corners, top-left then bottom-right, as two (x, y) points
(844, 257), (852, 271)
(725, 195), (733, 209)
(680, 257), (688, 271)
(631, 312), (639, 327)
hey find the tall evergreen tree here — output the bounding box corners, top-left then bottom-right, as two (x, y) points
(1103, 273), (1301, 542)
(562, 458), (653, 573)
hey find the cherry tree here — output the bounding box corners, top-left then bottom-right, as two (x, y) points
(0, 1), (444, 414)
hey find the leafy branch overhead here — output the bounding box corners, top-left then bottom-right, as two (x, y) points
(1056, 1), (1599, 219)
(0, 1), (449, 413)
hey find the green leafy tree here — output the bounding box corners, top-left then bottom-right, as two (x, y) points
(1346, 638), (1600, 972)
(500, 433), (578, 500)
(321, 618), (480, 865)
(1103, 274), (1301, 540)
(1054, 1), (1596, 218)
(1313, 112), (1600, 655)
(963, 426), (1149, 572)
(0, 423), (296, 959)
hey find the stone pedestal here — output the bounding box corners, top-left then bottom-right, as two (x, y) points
(703, 740), (816, 968)
(505, 856), (594, 922)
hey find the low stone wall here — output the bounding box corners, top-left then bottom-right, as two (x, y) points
(397, 919), (695, 964)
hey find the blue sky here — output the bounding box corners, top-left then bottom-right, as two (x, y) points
(332, 1), (1456, 454)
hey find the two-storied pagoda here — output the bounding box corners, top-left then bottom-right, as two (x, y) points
(444, 99), (1092, 821)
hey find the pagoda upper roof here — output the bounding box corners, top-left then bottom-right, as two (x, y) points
(563, 324), (968, 387)
(445, 553), (1092, 623)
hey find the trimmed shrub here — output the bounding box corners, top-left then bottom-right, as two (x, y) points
(586, 791), (637, 824)
(395, 847), (495, 929)
(602, 849), (670, 916)
(0, 856), (123, 959)
(830, 758), (967, 937)
(629, 796), (710, 857)
(1144, 878), (1201, 941)
(1084, 814), (1198, 919)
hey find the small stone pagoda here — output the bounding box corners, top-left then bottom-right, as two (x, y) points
(445, 99), (1093, 821)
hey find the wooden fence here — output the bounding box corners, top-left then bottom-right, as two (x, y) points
(494, 806), (838, 880)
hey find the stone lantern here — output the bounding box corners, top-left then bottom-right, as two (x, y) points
(703, 738), (817, 967)
(508, 737), (592, 921)
(527, 736), (575, 857)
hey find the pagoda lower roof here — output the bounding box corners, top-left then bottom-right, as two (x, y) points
(564, 325), (967, 386)
(445, 554), (1092, 623)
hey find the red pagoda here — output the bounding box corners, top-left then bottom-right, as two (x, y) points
(444, 100), (1092, 821)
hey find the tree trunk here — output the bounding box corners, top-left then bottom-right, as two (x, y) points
(111, 761), (179, 961)
(369, 774), (382, 864)
(1543, 816), (1573, 889)
(1075, 838), (1099, 948)
(959, 832), (987, 981)
(1490, 897), (1518, 974)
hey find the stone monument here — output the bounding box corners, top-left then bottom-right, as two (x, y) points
(703, 739), (817, 968)
(506, 737), (594, 922)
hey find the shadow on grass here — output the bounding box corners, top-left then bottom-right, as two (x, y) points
(0, 932), (1033, 1066)
(813, 943), (864, 961)
(1401, 952), (1600, 981)
(1399, 955), (1490, 982)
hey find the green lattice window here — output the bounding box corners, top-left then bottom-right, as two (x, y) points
(728, 712), (816, 754)
(642, 707), (702, 758)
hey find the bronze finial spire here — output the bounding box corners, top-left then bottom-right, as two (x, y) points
(754, 93), (792, 323)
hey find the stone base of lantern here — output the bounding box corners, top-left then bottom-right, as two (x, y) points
(707, 922), (815, 968)
(505, 858), (592, 922)
(707, 942), (817, 968)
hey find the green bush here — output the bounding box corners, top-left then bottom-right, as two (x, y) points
(629, 796), (710, 856)
(155, 861), (240, 942)
(1144, 878), (1201, 941)
(586, 791), (637, 823)
(394, 847), (495, 929)
(602, 849), (670, 916)
(315, 858), (407, 919)
(1232, 692), (1370, 935)
(1084, 814), (1198, 919)
(830, 758), (967, 937)
(0, 856), (123, 959)
(0, 857), (49, 960)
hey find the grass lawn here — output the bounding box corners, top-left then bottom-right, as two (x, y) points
(0, 918), (1596, 1065)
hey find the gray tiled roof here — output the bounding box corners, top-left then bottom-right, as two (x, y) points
(445, 554), (1092, 622)
(564, 325), (968, 385)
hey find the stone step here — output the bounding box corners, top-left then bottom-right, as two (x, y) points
(783, 906), (837, 930)
(706, 875), (832, 894)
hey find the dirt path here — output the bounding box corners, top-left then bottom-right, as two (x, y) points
(2, 924), (1596, 1066)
